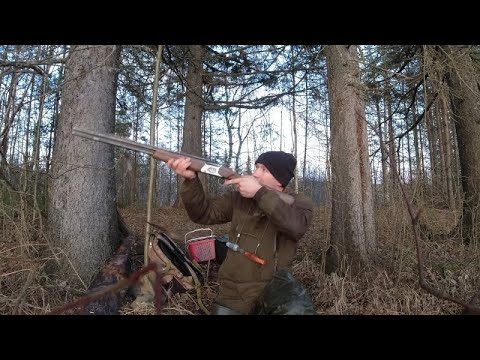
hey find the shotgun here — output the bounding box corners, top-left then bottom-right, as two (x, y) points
(72, 127), (295, 205)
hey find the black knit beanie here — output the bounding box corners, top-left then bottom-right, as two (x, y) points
(255, 151), (296, 188)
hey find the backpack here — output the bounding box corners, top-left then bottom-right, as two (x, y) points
(131, 231), (208, 312)
(147, 231), (204, 292)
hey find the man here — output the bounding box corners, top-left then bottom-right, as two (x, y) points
(167, 151), (314, 315)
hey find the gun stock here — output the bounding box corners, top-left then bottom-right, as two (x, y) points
(151, 148), (239, 180)
(72, 127), (294, 205)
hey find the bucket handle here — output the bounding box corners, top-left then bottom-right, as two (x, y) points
(185, 228), (214, 245)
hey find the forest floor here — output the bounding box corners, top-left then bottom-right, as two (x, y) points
(1, 203), (479, 315)
(117, 204), (479, 315)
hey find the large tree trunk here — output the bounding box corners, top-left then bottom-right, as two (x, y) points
(48, 45), (121, 286)
(325, 45), (376, 274)
(182, 45), (204, 157)
(175, 45), (204, 206)
(444, 45), (480, 245)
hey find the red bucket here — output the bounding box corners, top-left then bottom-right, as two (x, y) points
(185, 229), (216, 262)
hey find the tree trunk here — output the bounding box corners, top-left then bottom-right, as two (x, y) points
(419, 122), (427, 186)
(412, 104), (422, 179)
(46, 50), (66, 176)
(324, 96), (332, 201)
(182, 45), (204, 157)
(375, 96), (388, 203)
(225, 110), (233, 169)
(325, 45), (376, 274)
(1, 72), (18, 168)
(235, 109), (252, 173)
(280, 108), (283, 152)
(406, 116), (413, 183)
(131, 109), (139, 205)
(145, 45), (163, 265)
(444, 45), (480, 245)
(177, 45), (205, 205)
(303, 74), (309, 192)
(291, 59), (299, 194)
(425, 84), (438, 202)
(413, 104), (427, 201)
(48, 45), (121, 286)
(440, 92), (455, 209)
(385, 80), (396, 191)
(32, 70), (49, 218)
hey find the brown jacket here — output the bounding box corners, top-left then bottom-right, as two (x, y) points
(181, 177), (313, 314)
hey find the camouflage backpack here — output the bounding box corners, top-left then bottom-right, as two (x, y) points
(132, 231), (204, 308)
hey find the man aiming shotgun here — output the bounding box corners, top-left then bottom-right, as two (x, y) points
(73, 127), (315, 315)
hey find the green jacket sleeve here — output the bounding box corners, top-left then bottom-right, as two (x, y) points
(253, 186), (313, 241)
(180, 176), (234, 225)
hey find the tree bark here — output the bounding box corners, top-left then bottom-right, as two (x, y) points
(0, 72), (18, 168)
(444, 45), (480, 244)
(386, 80), (396, 189)
(325, 45), (376, 274)
(425, 84), (438, 201)
(440, 93), (455, 209)
(303, 73), (309, 192)
(48, 45), (121, 285)
(176, 45), (205, 205)
(375, 96), (388, 203)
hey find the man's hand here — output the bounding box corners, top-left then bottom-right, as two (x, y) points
(224, 175), (262, 198)
(167, 157), (197, 180)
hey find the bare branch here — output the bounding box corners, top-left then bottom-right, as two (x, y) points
(381, 142), (480, 315)
(48, 263), (160, 315)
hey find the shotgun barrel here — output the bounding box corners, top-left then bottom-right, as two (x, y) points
(72, 127), (237, 178)
(72, 128), (214, 164)
(72, 127), (294, 205)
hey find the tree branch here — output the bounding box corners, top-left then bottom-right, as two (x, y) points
(382, 142), (480, 315)
(47, 263), (163, 315)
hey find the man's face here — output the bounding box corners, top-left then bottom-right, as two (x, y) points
(253, 163), (283, 190)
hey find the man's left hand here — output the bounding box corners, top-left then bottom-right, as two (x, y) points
(224, 175), (262, 198)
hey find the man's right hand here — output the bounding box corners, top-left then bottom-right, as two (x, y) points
(167, 157), (197, 180)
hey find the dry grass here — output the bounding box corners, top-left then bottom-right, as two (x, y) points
(0, 214), (83, 315)
(1, 199), (479, 315)
(293, 205), (480, 315)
